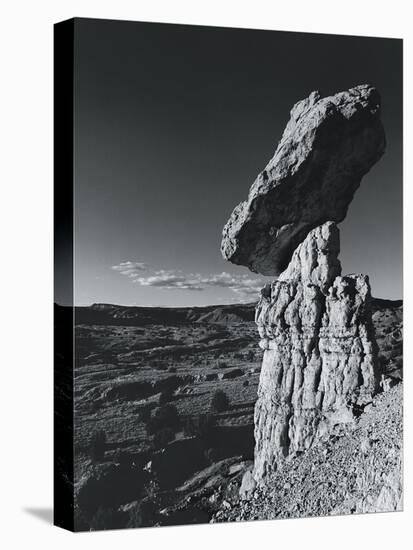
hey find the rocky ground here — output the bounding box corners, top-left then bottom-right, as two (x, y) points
(212, 383), (402, 523)
(68, 297), (402, 530)
(71, 302), (260, 529)
(74, 303), (260, 460)
(372, 298), (403, 383)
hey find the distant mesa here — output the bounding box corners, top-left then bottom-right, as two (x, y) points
(68, 302), (256, 326)
(221, 84), (385, 276)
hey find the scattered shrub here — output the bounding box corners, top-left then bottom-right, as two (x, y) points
(138, 406), (152, 424)
(146, 404), (180, 434)
(246, 350), (255, 361)
(159, 388), (173, 405)
(153, 427), (175, 449)
(242, 379), (249, 387)
(205, 447), (219, 464)
(116, 451), (133, 467)
(184, 413), (216, 442)
(210, 390), (230, 413)
(168, 366), (177, 373)
(90, 430), (106, 461)
(158, 375), (181, 393)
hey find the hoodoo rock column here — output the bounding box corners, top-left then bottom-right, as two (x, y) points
(253, 222), (379, 480)
(221, 85), (385, 484)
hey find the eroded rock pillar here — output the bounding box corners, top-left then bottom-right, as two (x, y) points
(253, 222), (379, 481)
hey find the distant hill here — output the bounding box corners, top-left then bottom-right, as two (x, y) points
(55, 302), (256, 326)
(54, 296), (401, 327)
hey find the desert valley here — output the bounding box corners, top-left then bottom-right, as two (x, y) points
(55, 292), (402, 530)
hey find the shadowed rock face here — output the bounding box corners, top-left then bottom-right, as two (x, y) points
(221, 85), (385, 276)
(253, 222), (379, 481)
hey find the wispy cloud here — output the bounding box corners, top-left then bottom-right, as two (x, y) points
(111, 261), (148, 278)
(111, 262), (268, 300)
(134, 270), (205, 291)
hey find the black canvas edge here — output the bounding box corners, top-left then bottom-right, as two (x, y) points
(54, 18), (75, 532)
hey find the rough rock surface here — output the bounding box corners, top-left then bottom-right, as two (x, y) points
(253, 222), (379, 481)
(213, 384), (402, 523)
(221, 84), (385, 275)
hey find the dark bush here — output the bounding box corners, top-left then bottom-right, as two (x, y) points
(168, 366), (177, 373)
(155, 364), (167, 371)
(138, 406), (152, 424)
(184, 414), (216, 442)
(205, 447), (219, 464)
(159, 387), (173, 405)
(246, 350), (255, 361)
(116, 451), (133, 467)
(153, 427), (175, 449)
(146, 404), (180, 434)
(210, 390), (230, 413)
(90, 430), (106, 461)
(156, 375), (181, 393)
(242, 379), (250, 387)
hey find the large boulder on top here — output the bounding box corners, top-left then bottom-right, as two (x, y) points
(221, 84), (385, 276)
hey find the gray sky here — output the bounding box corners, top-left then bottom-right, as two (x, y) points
(73, 19), (402, 307)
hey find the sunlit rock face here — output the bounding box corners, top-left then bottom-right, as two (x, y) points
(253, 222), (379, 481)
(221, 85), (385, 276)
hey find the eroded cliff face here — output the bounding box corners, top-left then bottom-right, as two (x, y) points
(253, 222), (379, 481)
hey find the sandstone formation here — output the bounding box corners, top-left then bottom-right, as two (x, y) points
(253, 222), (379, 480)
(221, 84), (385, 276)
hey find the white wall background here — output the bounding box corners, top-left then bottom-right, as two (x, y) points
(0, 1), (411, 548)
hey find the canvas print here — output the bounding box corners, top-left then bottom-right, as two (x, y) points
(54, 18), (403, 531)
